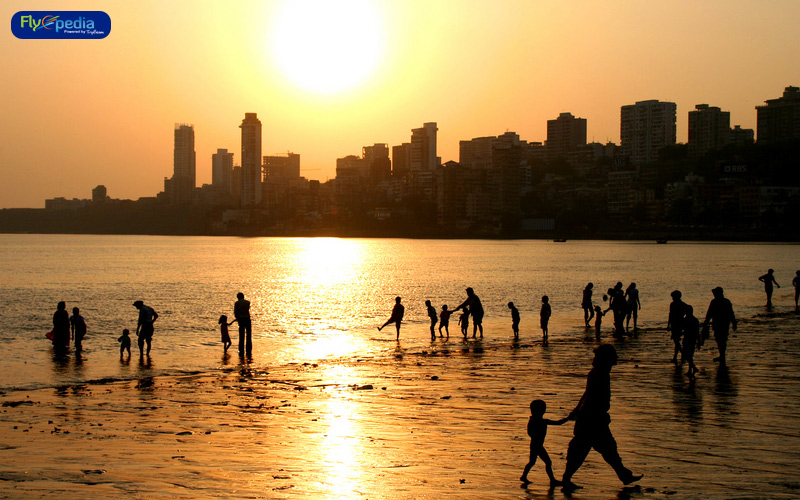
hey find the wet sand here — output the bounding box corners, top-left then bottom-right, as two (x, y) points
(2, 310), (800, 499)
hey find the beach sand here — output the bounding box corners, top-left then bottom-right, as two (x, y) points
(2, 310), (800, 499)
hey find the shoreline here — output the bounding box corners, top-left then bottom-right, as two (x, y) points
(2, 310), (800, 499)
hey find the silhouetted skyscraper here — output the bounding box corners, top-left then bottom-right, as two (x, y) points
(546, 112), (587, 157)
(165, 124), (196, 204)
(756, 86), (800, 144)
(620, 100), (677, 166)
(392, 143), (411, 178)
(688, 104), (730, 159)
(410, 122), (438, 172)
(212, 148), (234, 194)
(240, 113), (262, 207)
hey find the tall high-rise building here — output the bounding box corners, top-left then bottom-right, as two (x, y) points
(756, 86), (800, 144)
(362, 143), (390, 181)
(165, 124), (196, 203)
(546, 112), (587, 157)
(212, 148), (234, 194)
(410, 122), (439, 172)
(240, 113), (262, 207)
(263, 152), (300, 180)
(688, 104), (731, 159)
(620, 100), (677, 166)
(392, 143), (410, 178)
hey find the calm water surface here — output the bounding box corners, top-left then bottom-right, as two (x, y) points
(0, 234), (796, 390)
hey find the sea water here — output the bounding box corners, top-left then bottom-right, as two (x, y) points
(0, 234), (796, 390)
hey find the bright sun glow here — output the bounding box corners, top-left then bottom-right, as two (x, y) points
(269, 0), (385, 95)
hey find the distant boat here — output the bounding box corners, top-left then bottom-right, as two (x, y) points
(553, 238), (567, 242)
(656, 239), (668, 244)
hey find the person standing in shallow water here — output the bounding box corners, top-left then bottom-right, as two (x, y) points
(758, 269), (780, 308)
(455, 287), (484, 338)
(624, 283), (641, 333)
(540, 296), (551, 340)
(378, 296), (404, 340)
(425, 300), (438, 341)
(666, 290), (686, 363)
(134, 300), (158, 358)
(508, 301), (520, 339)
(70, 307), (87, 353)
(702, 287), (737, 365)
(561, 344), (642, 489)
(52, 301), (70, 350)
(234, 292), (252, 356)
(582, 283), (594, 327)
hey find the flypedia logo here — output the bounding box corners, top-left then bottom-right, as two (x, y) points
(12, 11), (110, 39)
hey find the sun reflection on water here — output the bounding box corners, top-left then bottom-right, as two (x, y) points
(295, 237), (364, 287)
(320, 376), (361, 498)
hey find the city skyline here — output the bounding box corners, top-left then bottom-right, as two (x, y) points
(2, 0), (799, 208)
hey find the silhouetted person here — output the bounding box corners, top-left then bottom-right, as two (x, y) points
(234, 292), (252, 355)
(793, 271), (800, 309)
(758, 269), (780, 308)
(219, 314), (234, 353)
(561, 344), (642, 489)
(667, 290), (686, 363)
(582, 283), (594, 327)
(593, 306), (604, 340)
(52, 301), (70, 350)
(455, 287), (484, 338)
(134, 300), (158, 358)
(458, 307), (470, 338)
(118, 328), (131, 360)
(425, 300), (438, 340)
(520, 399), (568, 486)
(508, 301), (520, 339)
(540, 296), (551, 340)
(702, 287), (737, 365)
(378, 296), (404, 340)
(605, 283), (626, 337)
(624, 283), (641, 332)
(69, 306), (87, 352)
(439, 305), (453, 338)
(682, 305), (700, 378)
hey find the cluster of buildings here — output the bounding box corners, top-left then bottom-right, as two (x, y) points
(45, 86), (800, 236)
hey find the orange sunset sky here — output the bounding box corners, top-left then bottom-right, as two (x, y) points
(1, 0), (799, 208)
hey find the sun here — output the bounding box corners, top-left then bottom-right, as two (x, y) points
(268, 0), (385, 95)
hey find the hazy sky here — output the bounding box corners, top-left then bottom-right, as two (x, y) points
(2, 0), (799, 208)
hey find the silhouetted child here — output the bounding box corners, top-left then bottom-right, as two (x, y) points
(118, 328), (131, 359)
(508, 301), (520, 339)
(219, 314), (234, 353)
(425, 300), (438, 341)
(594, 305), (604, 339)
(521, 399), (568, 486)
(682, 305), (700, 378)
(540, 296), (551, 339)
(439, 305), (453, 338)
(458, 307), (470, 338)
(70, 307), (87, 353)
(378, 297), (405, 340)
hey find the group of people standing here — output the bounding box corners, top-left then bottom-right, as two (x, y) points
(49, 292), (256, 360)
(379, 287), (487, 341)
(581, 282), (641, 339)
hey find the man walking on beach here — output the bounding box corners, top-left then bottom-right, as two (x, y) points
(134, 300), (158, 358)
(702, 287), (737, 365)
(561, 344), (642, 490)
(234, 292), (252, 356)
